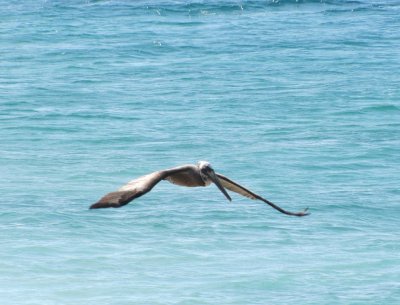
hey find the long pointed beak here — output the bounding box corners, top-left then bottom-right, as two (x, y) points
(208, 170), (232, 202)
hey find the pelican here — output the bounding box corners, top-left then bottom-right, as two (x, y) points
(90, 161), (309, 217)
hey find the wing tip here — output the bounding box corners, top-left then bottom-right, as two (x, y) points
(89, 201), (115, 209)
(89, 190), (138, 210)
(293, 207), (310, 217)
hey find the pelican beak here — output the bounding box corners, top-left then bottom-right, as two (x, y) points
(208, 170), (232, 202)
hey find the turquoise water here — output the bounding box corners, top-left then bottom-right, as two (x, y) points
(1, 0), (400, 304)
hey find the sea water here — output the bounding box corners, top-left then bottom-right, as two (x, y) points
(1, 1), (399, 304)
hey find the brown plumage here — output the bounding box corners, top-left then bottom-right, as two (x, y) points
(90, 161), (309, 217)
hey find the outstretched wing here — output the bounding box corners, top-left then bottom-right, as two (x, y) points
(89, 164), (196, 209)
(216, 173), (309, 217)
(90, 171), (167, 209)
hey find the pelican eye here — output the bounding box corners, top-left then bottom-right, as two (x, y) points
(202, 166), (212, 173)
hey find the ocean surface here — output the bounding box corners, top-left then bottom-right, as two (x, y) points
(1, 0), (399, 304)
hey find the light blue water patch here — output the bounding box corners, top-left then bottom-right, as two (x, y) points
(1, 0), (400, 304)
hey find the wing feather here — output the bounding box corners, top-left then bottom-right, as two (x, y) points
(216, 173), (309, 217)
(90, 171), (166, 209)
(90, 165), (196, 209)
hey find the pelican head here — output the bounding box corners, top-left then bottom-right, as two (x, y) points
(198, 161), (231, 201)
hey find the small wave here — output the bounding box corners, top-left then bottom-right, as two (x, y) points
(46, 0), (396, 13)
(333, 104), (400, 116)
(78, 0), (382, 16)
(361, 104), (400, 113)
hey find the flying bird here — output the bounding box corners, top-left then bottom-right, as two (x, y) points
(90, 161), (309, 217)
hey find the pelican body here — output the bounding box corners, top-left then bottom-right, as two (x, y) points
(90, 161), (309, 217)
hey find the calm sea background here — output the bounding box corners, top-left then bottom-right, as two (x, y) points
(1, 0), (399, 304)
